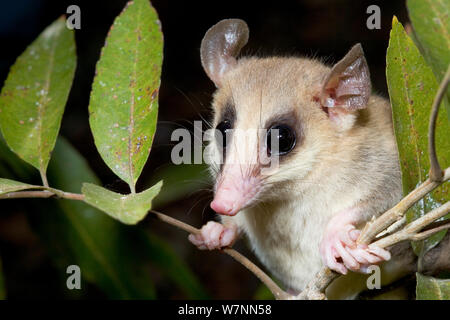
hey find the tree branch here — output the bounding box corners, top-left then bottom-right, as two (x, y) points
(149, 210), (289, 300)
(358, 167), (449, 245)
(428, 65), (450, 182)
(411, 221), (450, 241)
(0, 188), (85, 201)
(0, 190), (55, 199)
(371, 201), (450, 248)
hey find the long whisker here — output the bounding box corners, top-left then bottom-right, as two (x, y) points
(174, 86), (213, 129)
(186, 193), (214, 217)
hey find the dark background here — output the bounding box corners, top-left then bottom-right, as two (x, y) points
(0, 0), (409, 299)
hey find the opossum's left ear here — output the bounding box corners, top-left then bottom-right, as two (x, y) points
(319, 44), (371, 130)
(200, 19), (249, 87)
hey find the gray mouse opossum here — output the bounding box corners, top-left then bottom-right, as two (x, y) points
(188, 19), (404, 292)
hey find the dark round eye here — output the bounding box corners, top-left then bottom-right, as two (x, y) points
(215, 120), (232, 149)
(267, 124), (296, 156)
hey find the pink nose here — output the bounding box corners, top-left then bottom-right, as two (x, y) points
(210, 164), (260, 216)
(210, 198), (238, 216)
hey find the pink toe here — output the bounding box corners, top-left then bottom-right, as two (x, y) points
(349, 229), (360, 241)
(220, 228), (235, 247)
(336, 243), (359, 270)
(368, 245), (391, 261)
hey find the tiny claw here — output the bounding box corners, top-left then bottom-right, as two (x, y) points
(368, 245), (391, 261)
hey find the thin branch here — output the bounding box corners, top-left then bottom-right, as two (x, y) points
(406, 201), (450, 234)
(0, 190), (54, 199)
(0, 188), (85, 201)
(295, 268), (336, 300)
(222, 248), (289, 300)
(149, 210), (289, 300)
(358, 167), (449, 245)
(372, 201), (450, 248)
(375, 216), (407, 239)
(47, 188), (85, 201)
(421, 218), (450, 232)
(411, 222), (450, 241)
(428, 65), (450, 182)
(149, 209), (198, 234)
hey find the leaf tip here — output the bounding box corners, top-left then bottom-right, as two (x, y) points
(392, 15), (399, 27)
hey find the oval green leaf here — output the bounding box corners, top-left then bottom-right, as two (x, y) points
(0, 17), (76, 181)
(416, 273), (450, 300)
(407, 0), (450, 121)
(0, 178), (42, 195)
(88, 0), (163, 192)
(82, 181), (163, 225)
(386, 17), (449, 255)
(407, 0), (450, 82)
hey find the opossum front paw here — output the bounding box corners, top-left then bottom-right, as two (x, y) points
(188, 221), (237, 250)
(320, 223), (391, 274)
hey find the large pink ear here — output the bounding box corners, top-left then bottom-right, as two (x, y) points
(319, 44), (371, 130)
(200, 19), (249, 87)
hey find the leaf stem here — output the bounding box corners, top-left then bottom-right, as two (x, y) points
(40, 170), (49, 188)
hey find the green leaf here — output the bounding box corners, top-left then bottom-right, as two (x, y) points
(88, 0), (163, 192)
(0, 17), (76, 180)
(407, 0), (450, 82)
(386, 17), (450, 255)
(82, 181), (163, 225)
(407, 0), (450, 121)
(0, 134), (36, 180)
(0, 256), (5, 300)
(0, 178), (42, 195)
(416, 273), (450, 300)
